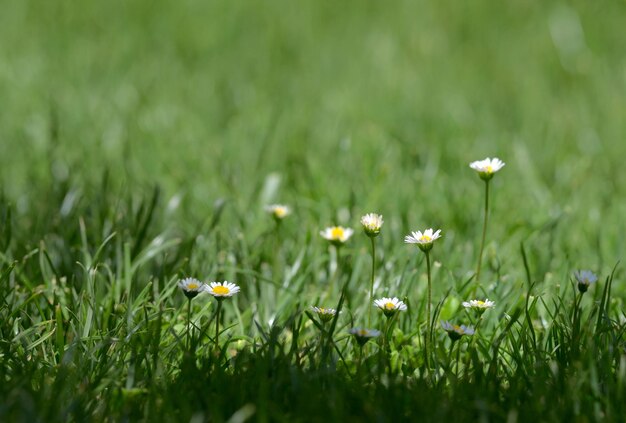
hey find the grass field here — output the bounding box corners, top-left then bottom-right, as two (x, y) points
(2, 0), (626, 421)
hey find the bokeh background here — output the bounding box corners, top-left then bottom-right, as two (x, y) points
(1, 0), (625, 277)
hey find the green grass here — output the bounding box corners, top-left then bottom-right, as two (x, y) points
(1, 0), (626, 421)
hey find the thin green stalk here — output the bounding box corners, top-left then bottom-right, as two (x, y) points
(572, 291), (584, 355)
(326, 245), (341, 299)
(215, 299), (223, 352)
(384, 313), (399, 363)
(357, 345), (364, 377)
(476, 179), (490, 284)
(469, 315), (483, 351)
(384, 315), (392, 354)
(368, 237), (376, 327)
(446, 342), (455, 376)
(273, 220), (282, 282)
(186, 298), (192, 351)
(455, 341), (461, 378)
(318, 322), (327, 358)
(425, 250), (432, 369)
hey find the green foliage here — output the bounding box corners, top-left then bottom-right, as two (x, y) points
(1, 0), (626, 421)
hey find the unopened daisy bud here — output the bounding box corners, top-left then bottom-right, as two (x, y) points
(349, 327), (381, 347)
(310, 306), (337, 323)
(265, 204), (291, 221)
(441, 321), (475, 341)
(462, 299), (495, 315)
(178, 277), (204, 300)
(404, 228), (442, 253)
(573, 270), (597, 294)
(469, 157), (505, 181)
(320, 226), (354, 246)
(360, 213), (384, 237)
(373, 297), (408, 318)
(205, 281), (241, 300)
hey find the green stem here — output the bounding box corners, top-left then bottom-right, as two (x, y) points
(357, 345), (364, 377)
(425, 251), (432, 369)
(469, 315), (483, 351)
(383, 315), (395, 372)
(476, 179), (491, 284)
(326, 246), (340, 299)
(455, 341), (461, 378)
(385, 313), (399, 356)
(446, 342), (454, 376)
(273, 221), (281, 283)
(572, 291), (583, 354)
(384, 315), (391, 353)
(215, 299), (223, 352)
(368, 237), (376, 327)
(186, 298), (192, 350)
(319, 322), (327, 358)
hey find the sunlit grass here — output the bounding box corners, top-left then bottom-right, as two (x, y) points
(1, 0), (626, 421)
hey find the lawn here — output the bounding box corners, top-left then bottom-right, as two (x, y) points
(1, 0), (626, 421)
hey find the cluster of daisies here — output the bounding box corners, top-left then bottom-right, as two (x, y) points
(306, 158), (507, 344)
(178, 156), (599, 348)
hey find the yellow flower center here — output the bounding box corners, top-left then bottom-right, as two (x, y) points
(476, 301), (485, 306)
(419, 235), (432, 243)
(384, 302), (395, 310)
(319, 308), (326, 313)
(331, 227), (344, 239)
(358, 329), (367, 336)
(212, 285), (230, 295)
(188, 283), (199, 290)
(453, 325), (461, 332)
(486, 165), (493, 173)
(274, 207), (288, 218)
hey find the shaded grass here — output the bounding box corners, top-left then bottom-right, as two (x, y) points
(1, 184), (625, 421)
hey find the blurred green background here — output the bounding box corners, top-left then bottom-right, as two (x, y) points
(1, 0), (625, 276)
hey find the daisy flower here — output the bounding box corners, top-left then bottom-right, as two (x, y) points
(320, 226), (354, 246)
(311, 306), (337, 323)
(462, 299), (495, 315)
(573, 270), (598, 293)
(265, 204), (291, 220)
(178, 277), (204, 299)
(441, 321), (475, 341)
(360, 213), (384, 237)
(404, 228), (442, 252)
(469, 157), (505, 181)
(205, 281), (241, 299)
(349, 327), (382, 346)
(373, 297), (408, 317)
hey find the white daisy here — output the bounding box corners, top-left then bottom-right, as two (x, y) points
(205, 281), (241, 299)
(310, 306), (338, 323)
(469, 157), (505, 181)
(373, 297), (408, 317)
(360, 213), (384, 237)
(349, 327), (382, 346)
(441, 321), (475, 341)
(462, 299), (495, 314)
(404, 228), (442, 252)
(265, 204), (291, 220)
(573, 270), (598, 293)
(178, 277), (204, 299)
(320, 226), (354, 246)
